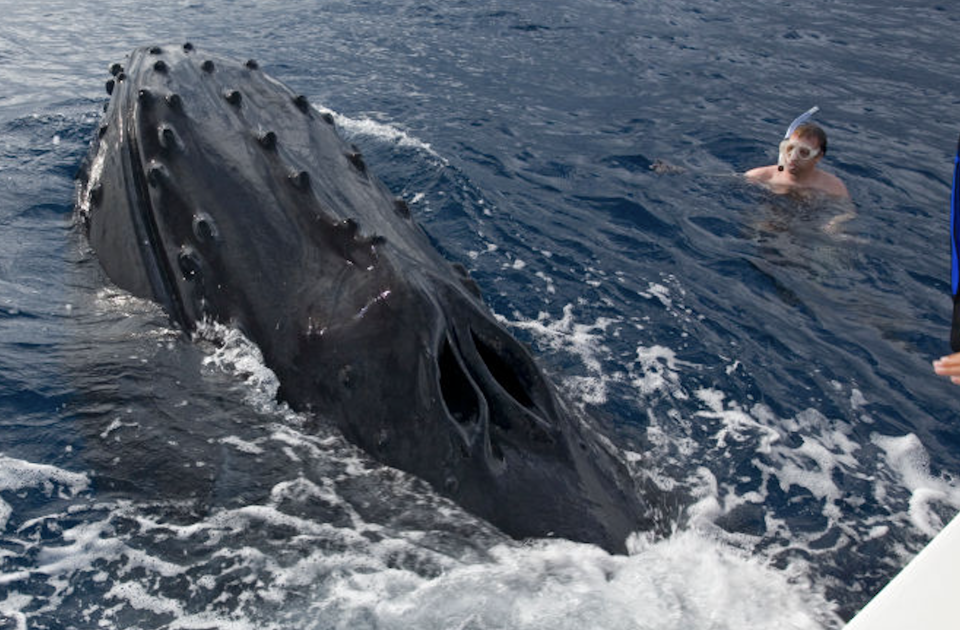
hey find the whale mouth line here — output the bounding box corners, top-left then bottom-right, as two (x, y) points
(124, 103), (190, 329)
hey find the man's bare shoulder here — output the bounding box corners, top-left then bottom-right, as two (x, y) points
(817, 171), (849, 198)
(744, 165), (778, 182)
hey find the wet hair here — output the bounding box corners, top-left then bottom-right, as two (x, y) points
(793, 122), (828, 156)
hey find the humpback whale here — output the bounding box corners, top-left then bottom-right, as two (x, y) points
(74, 44), (651, 553)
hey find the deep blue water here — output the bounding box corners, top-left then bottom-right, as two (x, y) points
(2, 0), (960, 627)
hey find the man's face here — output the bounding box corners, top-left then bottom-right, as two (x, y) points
(779, 134), (821, 174)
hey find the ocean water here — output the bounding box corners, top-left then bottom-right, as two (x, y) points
(1, 0), (959, 627)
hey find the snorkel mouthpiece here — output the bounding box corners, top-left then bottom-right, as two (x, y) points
(777, 105), (819, 171)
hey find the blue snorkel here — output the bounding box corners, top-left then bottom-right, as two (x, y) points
(950, 133), (960, 351)
(778, 106), (820, 171)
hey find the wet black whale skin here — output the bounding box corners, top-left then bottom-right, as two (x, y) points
(75, 43), (652, 553)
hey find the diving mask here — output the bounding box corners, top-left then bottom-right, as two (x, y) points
(779, 139), (821, 165)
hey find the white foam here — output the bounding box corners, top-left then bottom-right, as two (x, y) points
(560, 375), (608, 405)
(0, 432), (844, 629)
(694, 389), (780, 453)
(100, 417), (138, 439)
(105, 581), (184, 616)
(504, 305), (605, 367)
(316, 106), (447, 163)
(0, 455), (89, 530)
(640, 281), (673, 308)
(220, 435), (265, 455)
(632, 344), (685, 396)
(850, 388), (867, 410)
(0, 592), (29, 630)
(492, 300), (701, 409)
(335, 533), (836, 630)
(74, 133), (107, 219)
(534, 270), (556, 294)
(468, 243), (499, 260)
(872, 433), (960, 536)
(194, 320), (301, 424)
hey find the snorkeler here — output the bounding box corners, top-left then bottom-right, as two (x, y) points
(746, 107), (849, 198)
